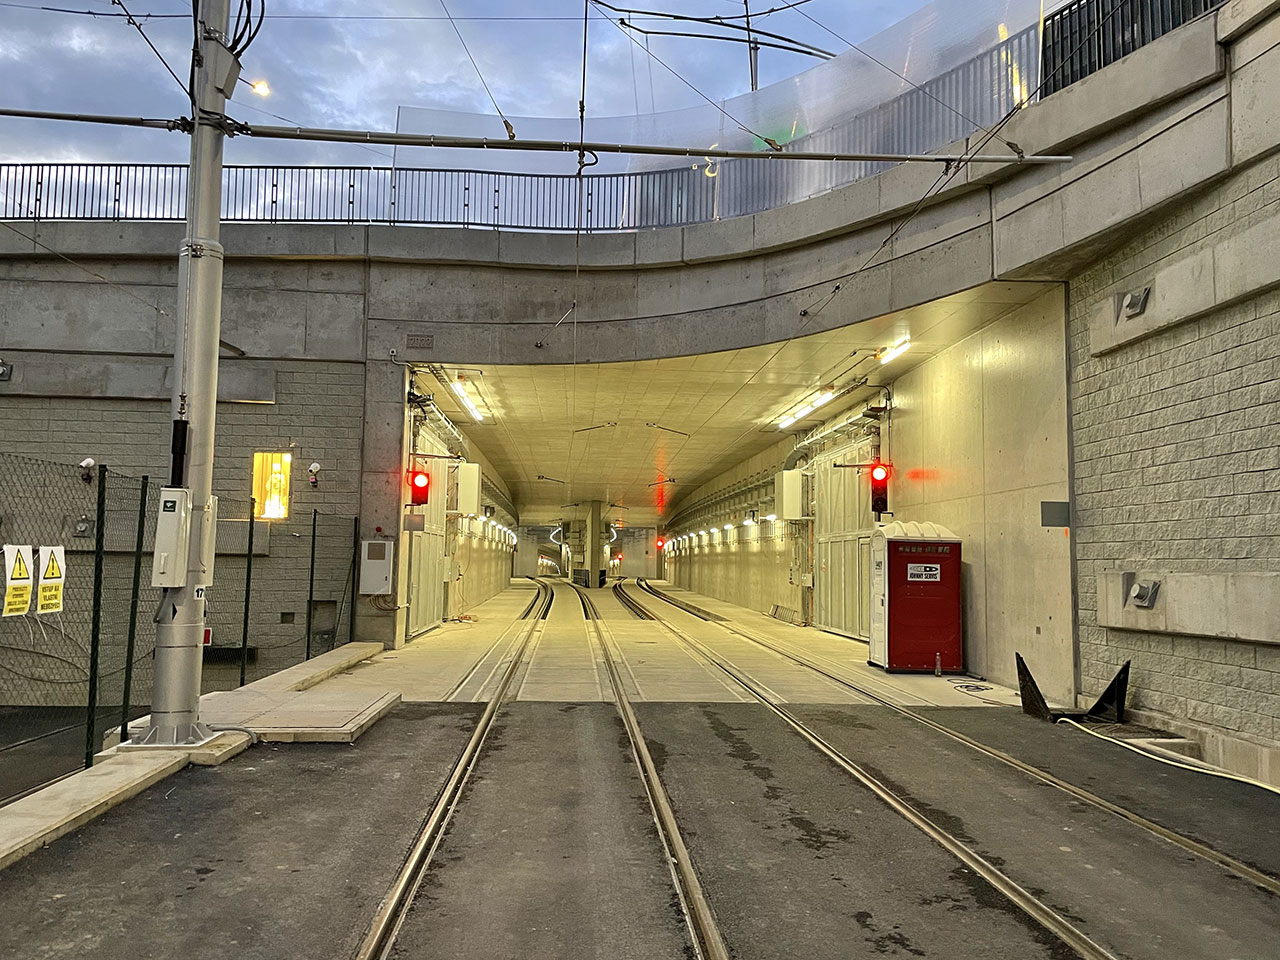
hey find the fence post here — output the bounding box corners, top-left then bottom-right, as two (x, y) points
(349, 516), (359, 645)
(119, 474), (148, 745)
(304, 508), (318, 660)
(84, 464), (108, 768)
(239, 499), (255, 687)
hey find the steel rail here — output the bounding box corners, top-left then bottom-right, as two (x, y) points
(441, 577), (546, 702)
(633, 579), (1280, 898)
(569, 582), (730, 960)
(352, 579), (553, 960)
(616, 580), (1121, 960)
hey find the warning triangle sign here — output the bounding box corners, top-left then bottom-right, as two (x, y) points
(43, 552), (61, 580)
(10, 552), (29, 581)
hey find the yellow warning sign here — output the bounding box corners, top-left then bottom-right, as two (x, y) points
(37, 546), (66, 615)
(3, 544), (34, 617)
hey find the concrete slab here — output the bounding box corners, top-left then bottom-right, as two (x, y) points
(0, 752), (188, 871)
(0, 704), (485, 959)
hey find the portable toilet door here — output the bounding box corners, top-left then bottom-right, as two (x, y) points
(868, 532), (889, 666)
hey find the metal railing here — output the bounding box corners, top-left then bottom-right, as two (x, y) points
(0, 0), (1221, 233)
(1041, 0), (1225, 96)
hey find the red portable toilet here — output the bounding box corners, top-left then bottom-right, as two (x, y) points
(867, 521), (962, 673)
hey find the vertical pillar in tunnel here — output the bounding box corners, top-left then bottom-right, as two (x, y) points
(586, 500), (604, 587)
(355, 358), (411, 648)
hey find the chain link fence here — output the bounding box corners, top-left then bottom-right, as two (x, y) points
(0, 453), (358, 804)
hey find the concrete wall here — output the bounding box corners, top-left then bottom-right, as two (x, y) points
(665, 439), (805, 616)
(448, 518), (514, 618)
(890, 290), (1074, 701)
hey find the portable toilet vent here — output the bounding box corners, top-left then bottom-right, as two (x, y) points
(868, 521), (963, 673)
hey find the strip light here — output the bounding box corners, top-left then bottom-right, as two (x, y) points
(877, 337), (912, 365)
(778, 389), (835, 429)
(451, 380), (485, 421)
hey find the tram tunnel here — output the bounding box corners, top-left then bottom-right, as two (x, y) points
(399, 278), (1074, 705)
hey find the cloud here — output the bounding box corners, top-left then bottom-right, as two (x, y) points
(1, 0), (934, 167)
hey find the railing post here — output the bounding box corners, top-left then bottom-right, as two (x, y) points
(304, 508), (318, 660)
(83, 464), (108, 768)
(239, 500), (256, 687)
(119, 474), (149, 745)
(349, 516), (359, 645)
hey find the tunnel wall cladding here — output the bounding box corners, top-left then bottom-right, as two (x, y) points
(1068, 144), (1280, 779)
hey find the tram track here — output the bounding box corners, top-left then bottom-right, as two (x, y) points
(569, 581), (730, 960)
(613, 578), (1123, 960)
(352, 579), (554, 960)
(440, 577), (547, 702)
(626, 577), (1280, 899)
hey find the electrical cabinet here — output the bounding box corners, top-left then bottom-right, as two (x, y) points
(359, 539), (393, 595)
(775, 470), (805, 520)
(456, 462), (481, 516)
(151, 488), (191, 587)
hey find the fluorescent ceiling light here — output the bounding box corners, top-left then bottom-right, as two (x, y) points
(878, 338), (911, 365)
(450, 380), (485, 422)
(777, 388), (836, 430)
(764, 514), (777, 522)
(723, 524), (734, 530)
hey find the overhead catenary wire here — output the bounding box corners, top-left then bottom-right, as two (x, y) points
(438, 0), (515, 140)
(594, 0), (835, 59)
(565, 0), (591, 515)
(109, 0), (190, 100)
(617, 24), (831, 61)
(590, 5), (785, 150)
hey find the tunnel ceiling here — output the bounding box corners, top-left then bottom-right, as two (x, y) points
(424, 281), (1054, 528)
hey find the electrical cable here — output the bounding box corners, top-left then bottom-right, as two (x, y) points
(0, 221), (172, 324)
(437, 0), (515, 140)
(593, 1), (834, 59)
(1056, 717), (1280, 798)
(563, 0), (592, 519)
(617, 24), (830, 60)
(591, 5), (783, 149)
(109, 0), (191, 100)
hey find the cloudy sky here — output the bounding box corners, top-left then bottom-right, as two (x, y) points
(0, 0), (929, 167)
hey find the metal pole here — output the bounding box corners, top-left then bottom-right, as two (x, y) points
(348, 515), (359, 646)
(139, 0), (237, 746)
(84, 465), (107, 768)
(305, 508), (318, 660)
(239, 500), (255, 687)
(119, 475), (149, 745)
(744, 1), (758, 92)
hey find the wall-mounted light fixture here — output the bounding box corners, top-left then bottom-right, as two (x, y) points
(876, 337), (911, 365)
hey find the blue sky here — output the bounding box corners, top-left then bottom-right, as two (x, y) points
(0, 0), (926, 165)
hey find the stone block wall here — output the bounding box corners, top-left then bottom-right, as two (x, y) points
(1068, 148), (1280, 765)
(0, 357), (366, 696)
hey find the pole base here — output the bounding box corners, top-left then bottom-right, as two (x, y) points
(126, 720), (217, 748)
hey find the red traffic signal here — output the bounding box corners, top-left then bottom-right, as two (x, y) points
(408, 469), (430, 505)
(656, 538), (665, 550)
(869, 462), (890, 515)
